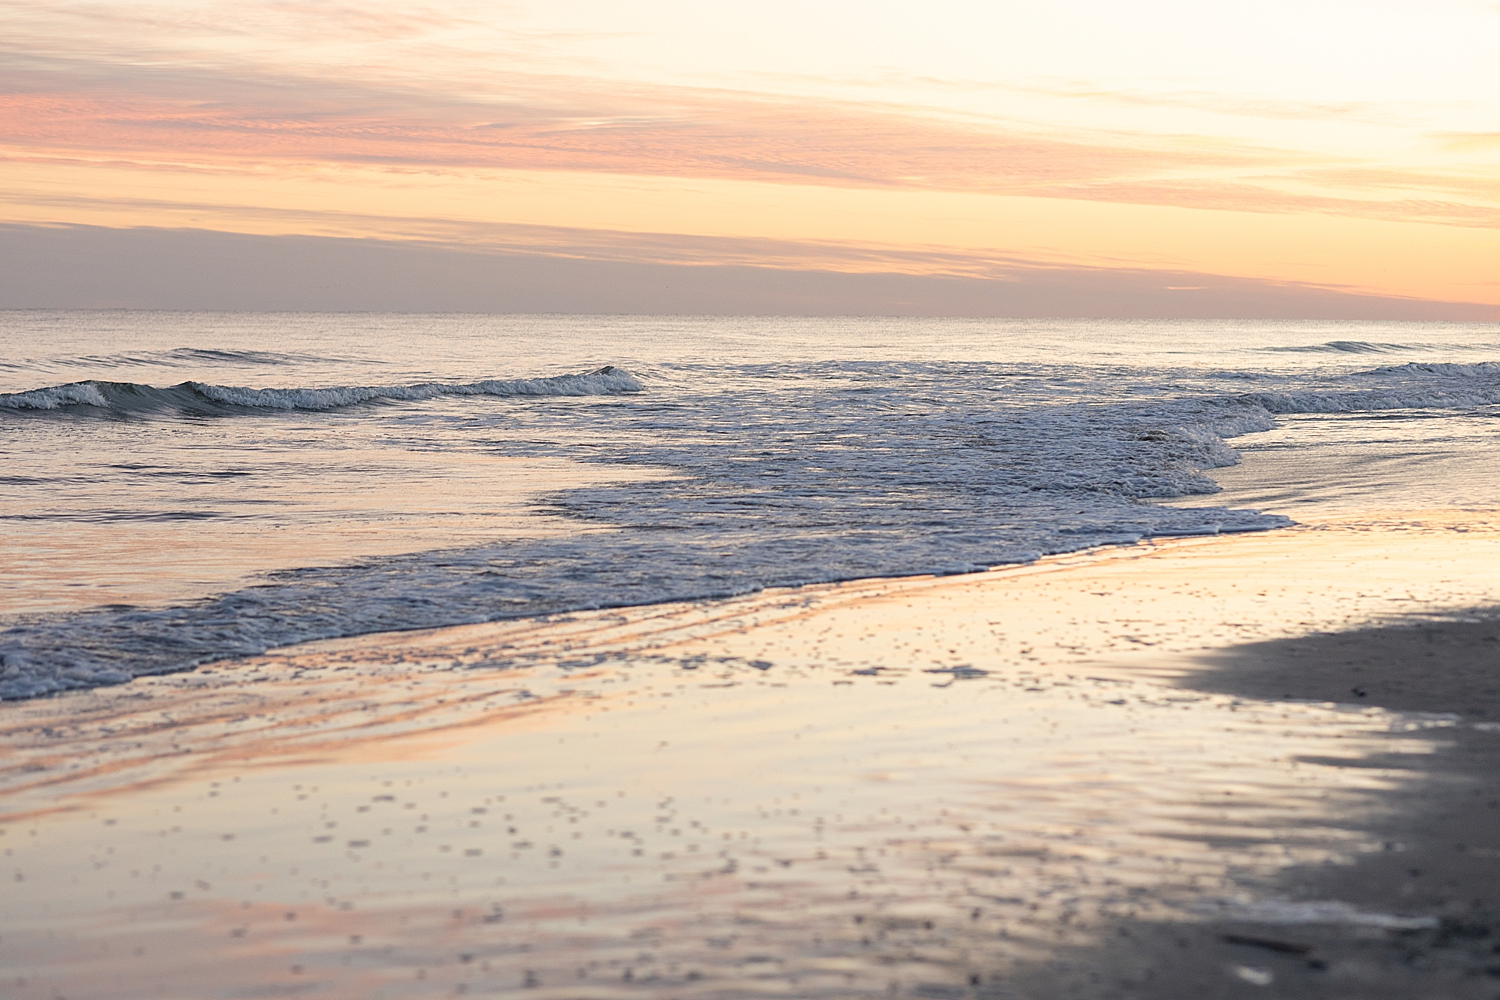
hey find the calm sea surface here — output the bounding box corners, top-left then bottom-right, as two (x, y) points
(3, 313), (1499, 699)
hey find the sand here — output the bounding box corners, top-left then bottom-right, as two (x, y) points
(3, 510), (1500, 998)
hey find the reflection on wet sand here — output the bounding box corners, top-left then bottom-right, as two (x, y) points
(3, 514), (1500, 998)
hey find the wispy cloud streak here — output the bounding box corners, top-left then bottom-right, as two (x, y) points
(5, 74), (1497, 230)
(2, 0), (1497, 309)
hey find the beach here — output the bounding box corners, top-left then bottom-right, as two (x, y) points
(7, 0), (1500, 992)
(5, 314), (1500, 997)
(5, 501), (1500, 998)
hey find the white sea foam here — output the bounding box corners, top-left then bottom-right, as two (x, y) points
(4, 314), (1499, 700)
(1241, 388), (1500, 413)
(1370, 360), (1500, 377)
(190, 366), (643, 409)
(0, 378), (1290, 698)
(0, 382), (109, 409)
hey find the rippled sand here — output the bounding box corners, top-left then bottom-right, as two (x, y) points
(4, 512), (1500, 998)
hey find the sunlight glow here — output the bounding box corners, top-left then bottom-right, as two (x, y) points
(3, 0), (1497, 308)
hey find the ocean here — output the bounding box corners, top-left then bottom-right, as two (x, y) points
(4, 312), (1500, 701)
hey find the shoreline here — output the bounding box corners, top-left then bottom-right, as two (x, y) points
(4, 509), (1500, 997)
(9, 509), (1497, 814)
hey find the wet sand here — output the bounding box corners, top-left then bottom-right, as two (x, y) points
(4, 512), (1500, 997)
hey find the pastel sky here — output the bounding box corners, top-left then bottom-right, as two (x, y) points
(4, 0), (1498, 313)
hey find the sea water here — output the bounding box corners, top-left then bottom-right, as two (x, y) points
(3, 313), (1499, 699)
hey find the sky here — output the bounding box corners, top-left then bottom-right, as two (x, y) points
(3, 0), (1498, 315)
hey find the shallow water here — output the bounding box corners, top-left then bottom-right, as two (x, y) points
(8, 516), (1500, 998)
(3, 314), (1499, 699)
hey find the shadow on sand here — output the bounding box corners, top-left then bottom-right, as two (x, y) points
(996, 614), (1500, 999)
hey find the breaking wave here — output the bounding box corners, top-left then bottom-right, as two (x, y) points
(0, 366), (644, 413)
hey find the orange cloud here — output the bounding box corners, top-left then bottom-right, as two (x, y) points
(0, 82), (1269, 194)
(5, 54), (1496, 237)
(3, 1), (1497, 310)
(1438, 132), (1500, 154)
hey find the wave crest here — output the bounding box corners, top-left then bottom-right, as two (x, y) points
(0, 366), (643, 413)
(1263, 340), (1416, 354)
(1369, 361), (1500, 378)
(0, 382), (110, 409)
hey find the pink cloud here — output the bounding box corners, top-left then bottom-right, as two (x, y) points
(0, 77), (1294, 194)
